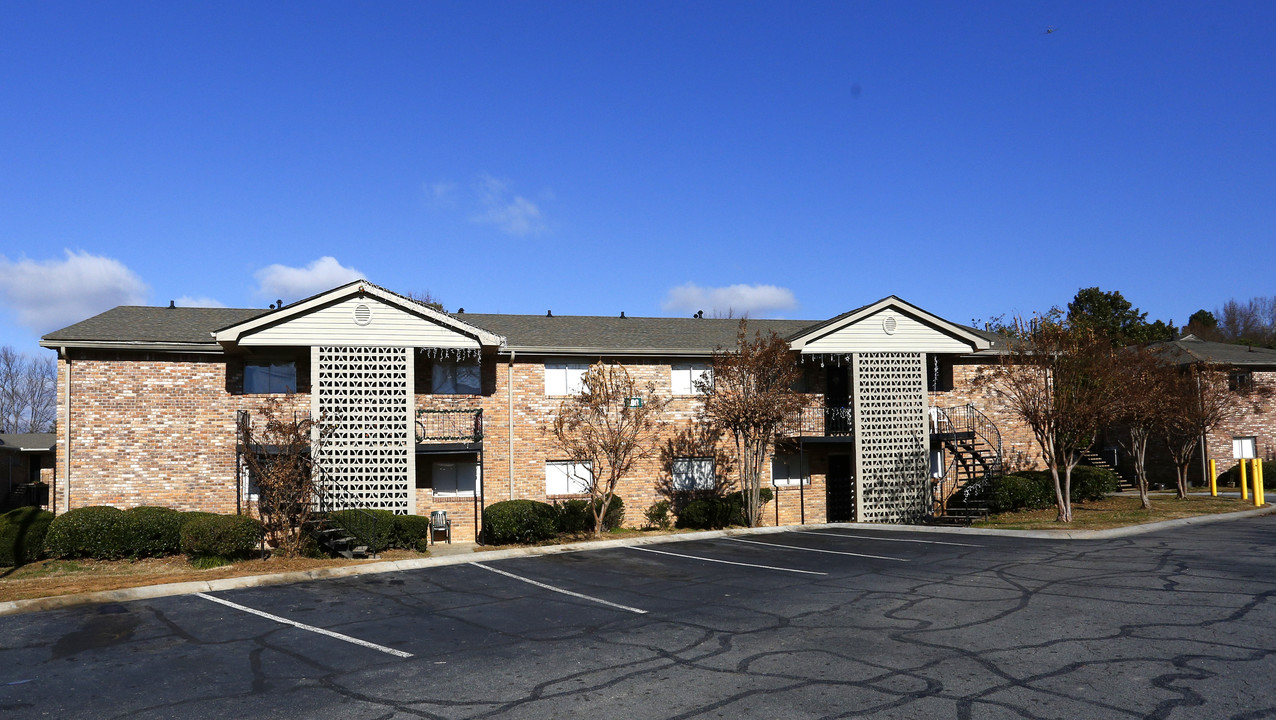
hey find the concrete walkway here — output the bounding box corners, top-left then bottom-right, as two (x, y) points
(3, 504), (1273, 617)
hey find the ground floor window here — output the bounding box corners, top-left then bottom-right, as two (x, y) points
(771, 455), (810, 487)
(546, 461), (592, 495)
(433, 461), (480, 496)
(672, 457), (715, 491)
(1234, 436), (1257, 459)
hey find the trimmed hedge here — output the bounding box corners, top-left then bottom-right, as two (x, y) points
(555, 495), (627, 535)
(394, 514), (433, 552)
(44, 506), (129, 560)
(644, 500), (673, 530)
(675, 488), (774, 530)
(180, 514), (263, 560)
(122, 506), (185, 558)
(0, 507), (54, 567)
(482, 500), (558, 545)
(983, 466), (1121, 514)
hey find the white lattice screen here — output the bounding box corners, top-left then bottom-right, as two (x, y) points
(853, 352), (928, 522)
(313, 346), (414, 513)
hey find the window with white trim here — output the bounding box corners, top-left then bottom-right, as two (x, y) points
(432, 359), (481, 395)
(545, 361), (588, 396)
(1234, 437), (1257, 460)
(433, 461), (480, 496)
(771, 454), (810, 487)
(671, 363), (712, 395)
(672, 457), (715, 491)
(546, 461), (593, 495)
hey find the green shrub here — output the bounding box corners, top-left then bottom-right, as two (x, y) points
(122, 506), (184, 558)
(595, 494), (625, 531)
(1217, 461), (1274, 490)
(0, 507), (54, 567)
(555, 499), (593, 534)
(644, 500), (673, 530)
(394, 514), (433, 552)
(180, 514), (263, 560)
(44, 506), (129, 560)
(1070, 465), (1120, 501)
(674, 488), (774, 530)
(482, 500), (558, 545)
(327, 508), (397, 552)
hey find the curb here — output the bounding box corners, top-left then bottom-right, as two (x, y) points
(3, 507), (1273, 616)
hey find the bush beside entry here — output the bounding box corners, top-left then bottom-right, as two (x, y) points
(44, 506), (129, 560)
(482, 500), (559, 545)
(675, 489), (773, 530)
(980, 467), (1120, 514)
(180, 514), (263, 560)
(0, 507), (54, 567)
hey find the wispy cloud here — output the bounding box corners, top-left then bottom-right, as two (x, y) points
(662, 282), (799, 317)
(472, 175), (547, 236)
(253, 256), (363, 302)
(174, 295), (226, 308)
(0, 250), (148, 334)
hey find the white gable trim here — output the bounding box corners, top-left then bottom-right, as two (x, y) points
(214, 280), (504, 347)
(789, 297), (990, 354)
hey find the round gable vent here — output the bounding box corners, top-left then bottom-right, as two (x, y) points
(353, 303), (372, 326)
(882, 315), (897, 335)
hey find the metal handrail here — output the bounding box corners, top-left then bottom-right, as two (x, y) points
(416, 408), (483, 443)
(781, 406), (854, 438)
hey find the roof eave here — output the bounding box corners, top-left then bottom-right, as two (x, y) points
(38, 340), (224, 354)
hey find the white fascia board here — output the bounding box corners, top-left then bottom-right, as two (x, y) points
(37, 340), (223, 354)
(214, 280), (505, 347)
(789, 296), (991, 353)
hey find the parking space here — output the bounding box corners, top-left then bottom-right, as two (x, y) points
(5, 519), (1276, 718)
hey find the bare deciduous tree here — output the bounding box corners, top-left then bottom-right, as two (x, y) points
(698, 321), (803, 527)
(977, 314), (1116, 522)
(1110, 348), (1174, 510)
(237, 398), (330, 556)
(1160, 366), (1232, 499)
(552, 363), (668, 538)
(0, 347), (56, 433)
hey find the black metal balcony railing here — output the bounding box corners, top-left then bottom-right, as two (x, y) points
(416, 408), (483, 443)
(781, 406), (854, 438)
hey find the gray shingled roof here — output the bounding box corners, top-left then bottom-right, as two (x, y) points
(1146, 336), (1276, 367)
(42, 306), (267, 345)
(457, 314), (820, 353)
(0, 433), (56, 452)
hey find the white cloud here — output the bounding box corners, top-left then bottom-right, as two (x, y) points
(174, 295), (226, 308)
(471, 174), (547, 236)
(253, 256), (364, 302)
(425, 181), (456, 206)
(0, 250), (148, 334)
(662, 282), (799, 317)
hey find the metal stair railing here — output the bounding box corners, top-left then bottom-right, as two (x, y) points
(930, 404), (1003, 524)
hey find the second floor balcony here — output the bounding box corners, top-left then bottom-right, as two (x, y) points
(780, 406), (854, 441)
(416, 408), (483, 445)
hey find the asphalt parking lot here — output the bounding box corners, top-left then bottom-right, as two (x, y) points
(4, 518), (1276, 719)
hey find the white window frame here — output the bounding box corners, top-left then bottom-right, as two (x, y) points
(546, 460), (593, 495)
(545, 361), (589, 396)
(671, 363), (712, 395)
(1234, 436), (1257, 460)
(672, 457), (716, 491)
(432, 460), (480, 497)
(771, 454), (811, 487)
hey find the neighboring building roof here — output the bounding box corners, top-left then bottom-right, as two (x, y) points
(0, 433), (56, 452)
(1146, 335), (1276, 368)
(460, 314), (818, 354)
(41, 307), (267, 349)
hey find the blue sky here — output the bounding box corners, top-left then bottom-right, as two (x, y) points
(2, 2), (1273, 352)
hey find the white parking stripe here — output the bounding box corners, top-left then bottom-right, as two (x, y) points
(627, 546), (827, 575)
(195, 592), (414, 658)
(729, 537), (908, 561)
(793, 530), (983, 547)
(470, 562), (648, 614)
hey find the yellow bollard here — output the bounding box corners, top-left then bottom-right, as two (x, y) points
(1257, 459), (1266, 506)
(1241, 459), (1249, 501)
(1210, 459), (1218, 497)
(1252, 459), (1262, 507)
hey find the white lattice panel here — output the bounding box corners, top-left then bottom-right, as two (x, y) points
(853, 352), (928, 522)
(313, 346), (414, 513)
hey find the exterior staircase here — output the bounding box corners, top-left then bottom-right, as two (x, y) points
(929, 404), (1002, 526)
(1079, 448), (1136, 491)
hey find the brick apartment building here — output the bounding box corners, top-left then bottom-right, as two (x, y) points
(36, 280), (1275, 540)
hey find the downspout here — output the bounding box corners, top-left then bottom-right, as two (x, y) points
(508, 350), (516, 501)
(62, 347), (71, 515)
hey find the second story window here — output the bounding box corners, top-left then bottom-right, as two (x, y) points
(671, 363), (712, 395)
(432, 359), (481, 395)
(545, 361), (588, 396)
(1229, 370), (1254, 393)
(244, 362), (298, 394)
